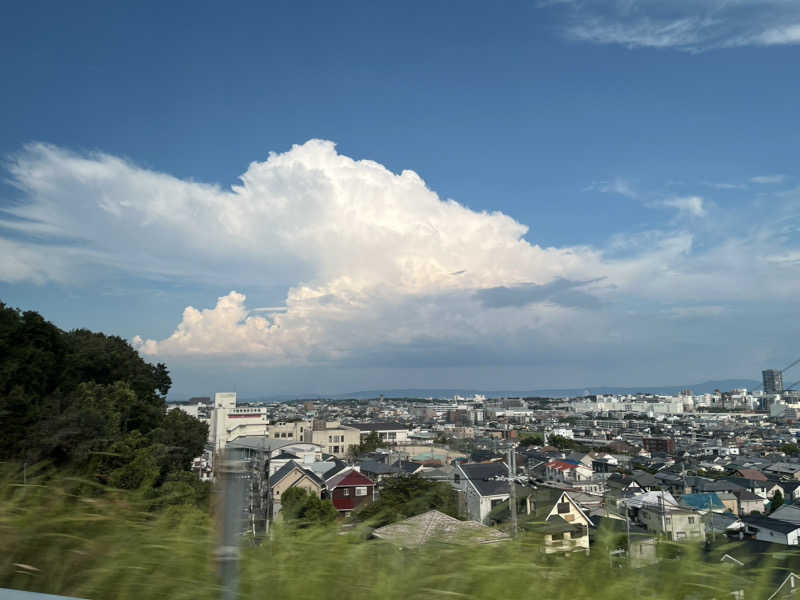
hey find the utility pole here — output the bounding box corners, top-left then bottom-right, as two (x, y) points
(626, 508), (631, 563)
(508, 444), (518, 538)
(218, 448), (247, 600)
(709, 496), (715, 542)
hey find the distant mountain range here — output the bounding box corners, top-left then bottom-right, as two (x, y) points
(230, 379), (761, 403)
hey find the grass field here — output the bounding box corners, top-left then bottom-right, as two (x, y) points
(1, 464), (796, 600)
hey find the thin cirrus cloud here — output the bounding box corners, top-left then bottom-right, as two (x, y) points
(2, 140), (800, 369)
(539, 1), (800, 52)
(751, 174), (786, 184)
(584, 178), (638, 199)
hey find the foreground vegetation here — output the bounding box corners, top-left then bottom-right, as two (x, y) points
(2, 463), (799, 600)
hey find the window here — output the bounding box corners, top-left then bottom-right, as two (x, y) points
(355, 487), (367, 496)
(688, 517), (695, 524)
(343, 489), (350, 496)
(558, 502), (571, 514)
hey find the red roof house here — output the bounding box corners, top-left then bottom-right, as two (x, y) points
(326, 469), (376, 515)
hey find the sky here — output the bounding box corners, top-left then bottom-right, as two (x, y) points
(1, 0), (800, 398)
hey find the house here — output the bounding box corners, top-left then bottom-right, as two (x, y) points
(680, 493), (725, 513)
(743, 515), (800, 545)
(734, 490), (767, 516)
(456, 462), (511, 524)
(724, 476), (768, 499)
(591, 453), (619, 474)
(624, 491), (705, 542)
(545, 459), (593, 484)
(605, 474), (642, 500)
(765, 480), (786, 500)
(524, 488), (593, 554)
(270, 460), (325, 516)
(781, 480), (800, 502)
(325, 468), (376, 516)
(716, 491), (739, 514)
(372, 510), (509, 548)
(654, 471), (688, 495)
(397, 460), (424, 475)
(765, 463), (800, 481)
(707, 511), (744, 536)
(735, 468), (768, 481)
(358, 459), (401, 482)
(589, 515), (658, 567)
(630, 470), (660, 491)
(768, 504), (800, 525)
(565, 451), (594, 468)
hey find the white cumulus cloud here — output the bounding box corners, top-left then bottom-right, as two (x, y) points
(2, 140), (800, 368)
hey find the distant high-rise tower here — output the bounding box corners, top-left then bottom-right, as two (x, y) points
(763, 369), (784, 394)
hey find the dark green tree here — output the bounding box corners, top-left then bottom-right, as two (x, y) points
(348, 431), (385, 459)
(0, 302), (207, 508)
(149, 408), (209, 473)
(281, 488), (338, 525)
(518, 433), (544, 447)
(547, 435), (579, 450)
(770, 490), (784, 513)
(356, 475), (458, 527)
(780, 443), (800, 456)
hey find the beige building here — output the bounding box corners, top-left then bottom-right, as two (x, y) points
(304, 420), (361, 458)
(266, 420), (308, 441)
(640, 505), (705, 542)
(270, 460), (325, 517)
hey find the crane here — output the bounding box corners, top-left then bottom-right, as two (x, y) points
(785, 379), (800, 392)
(763, 357), (800, 394)
(784, 357), (800, 376)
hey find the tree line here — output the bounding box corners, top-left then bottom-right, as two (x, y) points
(0, 302), (209, 506)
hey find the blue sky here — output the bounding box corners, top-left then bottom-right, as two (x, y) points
(2, 0), (800, 397)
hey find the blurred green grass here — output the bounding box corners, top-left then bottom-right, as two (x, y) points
(1, 464), (794, 600)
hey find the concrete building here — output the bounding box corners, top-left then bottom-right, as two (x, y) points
(642, 437), (676, 454)
(763, 369), (785, 395)
(305, 420), (361, 458)
(349, 422), (410, 444)
(211, 392), (271, 450)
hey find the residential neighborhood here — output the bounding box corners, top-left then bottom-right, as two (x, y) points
(166, 382), (800, 583)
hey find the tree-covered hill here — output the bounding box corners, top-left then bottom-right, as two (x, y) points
(0, 302), (208, 503)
